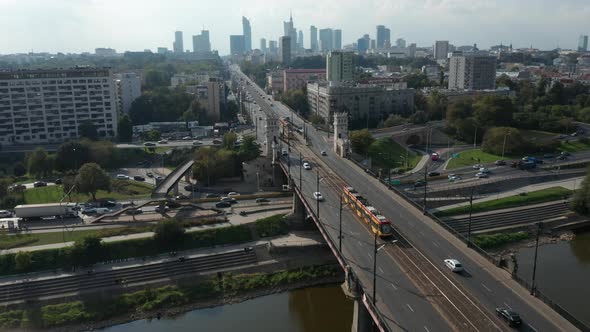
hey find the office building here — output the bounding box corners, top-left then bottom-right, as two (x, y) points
(0, 67), (117, 145)
(173, 31), (184, 53)
(269, 40), (278, 55)
(307, 81), (415, 124)
(95, 48), (116, 56)
(434, 40), (449, 60)
(370, 40), (376, 50)
(283, 69), (326, 92)
(579, 35), (589, 52)
(326, 51), (353, 82)
(376, 25), (390, 49)
(408, 43), (417, 57)
(260, 38), (267, 53)
(448, 53), (497, 90)
(333, 29), (342, 50)
(230, 35), (245, 55)
(242, 16), (252, 52)
(357, 35), (370, 53)
(206, 78), (225, 122)
(280, 36), (291, 64)
(319, 28), (334, 53)
(114, 72), (141, 114)
(283, 14), (297, 54)
(396, 38), (406, 48)
(310, 26), (318, 52)
(157, 47), (169, 54)
(193, 30), (211, 53)
(298, 30), (304, 51)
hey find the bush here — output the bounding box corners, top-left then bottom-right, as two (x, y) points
(255, 214), (288, 237)
(153, 219), (186, 249)
(473, 232), (530, 249)
(41, 302), (93, 327)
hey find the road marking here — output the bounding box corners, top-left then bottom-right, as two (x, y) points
(424, 326), (430, 332)
(432, 241), (439, 247)
(482, 283), (492, 292)
(503, 302), (512, 310)
(367, 253), (372, 260)
(528, 324), (538, 332)
(357, 241), (363, 247)
(379, 267), (384, 274)
(390, 283), (397, 290)
(406, 304), (414, 312)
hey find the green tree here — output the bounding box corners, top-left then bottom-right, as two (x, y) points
(409, 110), (428, 124)
(481, 127), (527, 156)
(78, 120), (98, 140)
(55, 141), (90, 172)
(88, 140), (116, 169)
(14, 251), (32, 272)
(222, 100), (239, 122)
(280, 89), (310, 116)
(13, 162), (26, 177)
(237, 136), (260, 161)
(70, 236), (105, 267)
(473, 96), (516, 127)
(222, 132), (238, 149)
(496, 74), (517, 91)
(144, 129), (161, 141)
(426, 90), (448, 120)
(403, 72), (435, 89)
(192, 147), (217, 186)
(74, 163), (111, 201)
(383, 114), (405, 127)
(153, 219), (185, 249)
(0, 178), (10, 199)
(309, 114), (325, 126)
(27, 147), (52, 177)
(572, 167), (590, 215)
(117, 115), (133, 142)
(349, 129), (375, 156)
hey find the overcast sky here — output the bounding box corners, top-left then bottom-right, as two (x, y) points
(1, 0), (589, 55)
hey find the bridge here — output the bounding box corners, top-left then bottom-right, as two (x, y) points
(151, 159), (194, 198)
(231, 65), (580, 332)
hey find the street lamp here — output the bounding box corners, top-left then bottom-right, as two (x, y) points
(316, 170), (320, 219)
(467, 186), (474, 247)
(373, 234), (398, 305)
(530, 222), (543, 295)
(473, 125), (478, 149)
(501, 131), (511, 160)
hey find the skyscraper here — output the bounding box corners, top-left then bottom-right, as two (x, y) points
(230, 35), (245, 55)
(242, 17), (252, 52)
(357, 34), (370, 53)
(434, 40), (449, 60)
(283, 13), (297, 54)
(376, 25), (390, 49)
(326, 51), (353, 82)
(448, 53), (496, 90)
(280, 36), (291, 65)
(260, 38), (267, 53)
(173, 31), (184, 53)
(579, 35), (589, 52)
(192, 30), (211, 53)
(298, 30), (304, 50)
(333, 29), (342, 50)
(396, 38), (406, 48)
(269, 40), (278, 56)
(310, 26), (318, 52)
(319, 28), (333, 53)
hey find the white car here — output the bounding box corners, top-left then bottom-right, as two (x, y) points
(157, 140), (168, 144)
(116, 174), (129, 180)
(472, 164), (483, 169)
(227, 192), (240, 197)
(303, 162), (312, 170)
(448, 175), (462, 182)
(479, 167), (490, 174)
(444, 259), (464, 272)
(313, 192), (324, 201)
(192, 140), (202, 146)
(0, 210), (12, 218)
(475, 172), (488, 178)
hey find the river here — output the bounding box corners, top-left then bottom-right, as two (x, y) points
(101, 285), (353, 332)
(516, 231), (590, 326)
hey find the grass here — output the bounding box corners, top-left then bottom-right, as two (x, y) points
(558, 139), (590, 153)
(446, 149), (517, 170)
(368, 137), (421, 171)
(255, 214), (287, 238)
(24, 180), (154, 204)
(435, 186), (572, 217)
(474, 231), (531, 249)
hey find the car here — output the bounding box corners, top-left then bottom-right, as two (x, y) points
(303, 162), (312, 170)
(313, 192), (324, 201)
(155, 176), (164, 181)
(414, 180), (426, 187)
(155, 206), (170, 213)
(571, 132), (578, 137)
(428, 171), (440, 177)
(182, 136), (192, 140)
(157, 140), (168, 144)
(0, 210), (12, 218)
(212, 139), (222, 145)
(448, 175), (462, 182)
(472, 164), (483, 169)
(444, 259), (463, 272)
(184, 184), (199, 192)
(54, 178), (63, 184)
(100, 200), (117, 207)
(81, 207), (96, 215)
(166, 200), (181, 208)
(205, 193), (220, 198)
(144, 142), (156, 147)
(479, 167), (490, 174)
(192, 140), (203, 146)
(256, 198), (270, 204)
(146, 172), (154, 178)
(495, 307), (522, 327)
(220, 197), (237, 204)
(33, 181), (47, 187)
(557, 155), (568, 160)
(9, 184), (26, 192)
(215, 201), (231, 208)
(431, 153), (440, 161)
(560, 151), (571, 156)
(94, 208), (111, 215)
(495, 160), (506, 166)
(321, 150), (327, 156)
(475, 172), (488, 178)
(175, 194), (189, 200)
(133, 175), (145, 181)
(116, 174), (129, 180)
(125, 208), (142, 215)
(227, 192), (240, 197)
(543, 153), (555, 159)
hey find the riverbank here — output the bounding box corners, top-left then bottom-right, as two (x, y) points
(486, 229), (576, 258)
(0, 264), (343, 332)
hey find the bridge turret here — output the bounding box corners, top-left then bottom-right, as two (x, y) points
(333, 112), (350, 157)
(265, 117), (279, 163)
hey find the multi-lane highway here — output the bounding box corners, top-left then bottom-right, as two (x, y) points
(232, 66), (579, 331)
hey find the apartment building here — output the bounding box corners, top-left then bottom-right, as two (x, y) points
(114, 72), (141, 114)
(283, 69), (326, 92)
(448, 53), (497, 90)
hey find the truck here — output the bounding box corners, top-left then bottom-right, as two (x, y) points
(14, 203), (78, 220)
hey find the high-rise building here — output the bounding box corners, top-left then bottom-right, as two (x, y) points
(298, 30), (304, 50)
(448, 53), (497, 90)
(357, 34), (370, 53)
(193, 30), (211, 53)
(95, 48), (117, 56)
(157, 47), (169, 54)
(434, 40), (449, 60)
(310, 26), (318, 52)
(280, 36), (291, 65)
(326, 51), (353, 82)
(370, 40), (376, 50)
(408, 43), (417, 58)
(260, 38), (267, 53)
(319, 28), (334, 53)
(0, 67), (117, 145)
(230, 35), (245, 55)
(376, 25), (391, 49)
(333, 29), (342, 50)
(396, 38), (406, 48)
(173, 31), (184, 53)
(283, 14), (297, 54)
(242, 16), (252, 52)
(206, 78), (225, 122)
(579, 35), (589, 52)
(114, 72), (141, 114)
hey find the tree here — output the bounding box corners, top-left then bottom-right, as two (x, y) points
(15, 251), (32, 272)
(70, 236), (105, 267)
(144, 129), (161, 141)
(426, 90), (448, 120)
(78, 120), (98, 140)
(237, 136), (260, 161)
(481, 127), (527, 156)
(27, 147), (52, 177)
(75, 163), (111, 201)
(0, 178), (10, 199)
(572, 167), (590, 215)
(153, 219), (185, 249)
(403, 73), (435, 89)
(496, 74), (517, 91)
(409, 111), (428, 124)
(222, 100), (239, 122)
(473, 96), (515, 128)
(88, 140), (116, 169)
(222, 132), (238, 149)
(309, 114), (325, 126)
(280, 89), (310, 117)
(349, 129), (375, 156)
(13, 162), (26, 177)
(384, 114), (405, 127)
(117, 115), (133, 142)
(55, 141), (90, 172)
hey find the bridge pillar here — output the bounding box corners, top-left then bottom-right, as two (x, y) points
(184, 173), (190, 182)
(342, 266), (372, 332)
(291, 193), (305, 221)
(173, 182), (179, 195)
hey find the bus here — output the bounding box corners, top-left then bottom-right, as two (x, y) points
(342, 186), (393, 237)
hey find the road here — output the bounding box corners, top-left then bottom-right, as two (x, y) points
(232, 66), (578, 331)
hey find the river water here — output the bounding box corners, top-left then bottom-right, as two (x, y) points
(101, 285), (353, 332)
(516, 231), (590, 326)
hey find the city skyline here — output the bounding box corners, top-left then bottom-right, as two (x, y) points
(1, 0), (590, 55)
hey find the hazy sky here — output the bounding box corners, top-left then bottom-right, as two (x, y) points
(1, 0), (589, 55)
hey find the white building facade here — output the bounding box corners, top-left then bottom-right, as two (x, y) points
(114, 72), (141, 114)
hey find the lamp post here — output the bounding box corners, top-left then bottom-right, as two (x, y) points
(316, 170), (320, 219)
(339, 194), (344, 252)
(423, 165), (428, 214)
(473, 125), (478, 149)
(373, 233), (398, 305)
(467, 187), (474, 247)
(501, 131), (511, 160)
(299, 152), (303, 190)
(530, 222), (543, 295)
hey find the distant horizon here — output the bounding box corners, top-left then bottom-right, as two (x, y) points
(1, 0), (589, 55)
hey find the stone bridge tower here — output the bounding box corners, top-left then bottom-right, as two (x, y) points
(333, 112), (350, 157)
(265, 117), (279, 163)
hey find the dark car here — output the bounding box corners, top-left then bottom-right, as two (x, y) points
(155, 206), (169, 213)
(414, 180), (426, 187)
(256, 198), (270, 203)
(125, 208), (143, 215)
(100, 200), (117, 207)
(496, 307), (522, 327)
(133, 175), (145, 181)
(206, 193), (220, 198)
(543, 153), (555, 159)
(184, 184), (199, 192)
(54, 178), (63, 184)
(428, 171), (440, 177)
(215, 201), (231, 208)
(495, 160), (506, 166)
(557, 155), (568, 160)
(175, 194), (189, 200)
(33, 181), (47, 187)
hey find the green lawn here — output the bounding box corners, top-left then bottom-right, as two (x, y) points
(368, 138), (421, 171)
(558, 140), (590, 153)
(24, 180), (154, 204)
(0, 229), (104, 249)
(446, 149), (515, 170)
(435, 186), (572, 217)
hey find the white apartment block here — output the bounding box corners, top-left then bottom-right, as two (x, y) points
(114, 72), (141, 114)
(0, 67), (117, 145)
(448, 54), (497, 90)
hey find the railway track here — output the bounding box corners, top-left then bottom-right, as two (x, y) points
(443, 202), (570, 234)
(0, 249), (257, 305)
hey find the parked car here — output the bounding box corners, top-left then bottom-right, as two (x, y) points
(227, 192), (240, 197)
(444, 259), (463, 272)
(100, 200), (117, 207)
(472, 164), (483, 169)
(479, 168), (490, 174)
(560, 151), (571, 156)
(206, 193), (220, 198)
(116, 174), (128, 180)
(125, 208), (142, 215)
(157, 140), (168, 144)
(303, 162), (312, 170)
(0, 210), (12, 218)
(81, 207), (96, 215)
(495, 307), (522, 327)
(215, 201), (231, 208)
(557, 155), (568, 160)
(155, 206), (169, 213)
(182, 136), (192, 140)
(282, 149), (288, 156)
(321, 150), (327, 156)
(313, 192), (324, 201)
(146, 172), (154, 178)
(133, 175), (145, 181)
(212, 139), (222, 145)
(543, 153), (555, 159)
(428, 171), (440, 177)
(475, 172), (488, 178)
(94, 208), (111, 215)
(495, 160), (506, 166)
(144, 142), (156, 147)
(256, 198), (270, 204)
(155, 176), (164, 181)
(33, 181), (47, 187)
(431, 153), (440, 161)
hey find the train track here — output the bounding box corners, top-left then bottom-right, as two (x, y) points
(0, 249), (257, 305)
(443, 202), (570, 234)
